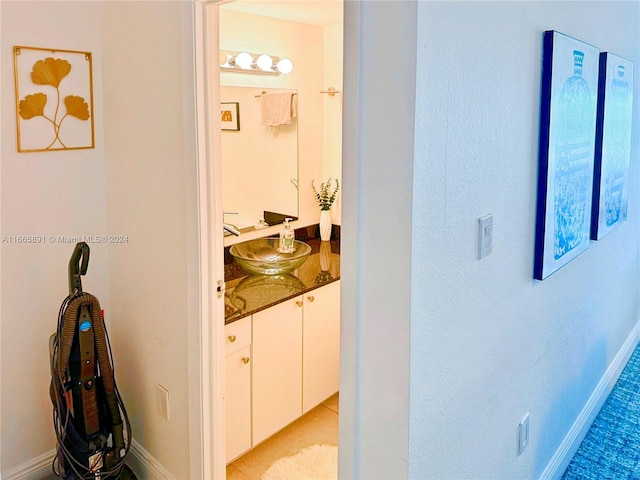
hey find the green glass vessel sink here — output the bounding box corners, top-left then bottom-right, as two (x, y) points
(229, 237), (311, 275)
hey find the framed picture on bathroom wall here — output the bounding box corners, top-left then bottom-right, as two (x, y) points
(534, 31), (599, 280)
(221, 102), (240, 131)
(591, 53), (634, 240)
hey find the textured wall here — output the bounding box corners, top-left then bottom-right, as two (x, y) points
(100, 2), (196, 478)
(1, 1), (198, 477)
(0, 1), (109, 473)
(409, 2), (640, 478)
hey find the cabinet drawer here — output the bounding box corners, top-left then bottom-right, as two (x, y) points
(225, 316), (251, 355)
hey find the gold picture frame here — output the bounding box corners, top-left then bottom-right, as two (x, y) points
(13, 46), (95, 152)
(221, 102), (240, 131)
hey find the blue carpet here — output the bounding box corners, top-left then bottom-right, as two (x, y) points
(562, 344), (640, 479)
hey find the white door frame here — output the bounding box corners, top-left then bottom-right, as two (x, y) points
(192, 2), (226, 479)
(192, 2), (350, 476)
(190, 2), (418, 479)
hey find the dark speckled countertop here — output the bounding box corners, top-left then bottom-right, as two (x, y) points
(224, 238), (340, 324)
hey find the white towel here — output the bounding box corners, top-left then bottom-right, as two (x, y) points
(261, 92), (297, 127)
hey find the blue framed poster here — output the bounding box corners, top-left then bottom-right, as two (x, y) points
(591, 53), (634, 240)
(534, 31), (599, 280)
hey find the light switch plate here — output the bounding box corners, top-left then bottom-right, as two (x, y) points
(157, 384), (170, 420)
(478, 214), (493, 259)
(518, 412), (530, 455)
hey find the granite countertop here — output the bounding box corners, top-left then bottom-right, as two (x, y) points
(224, 238), (340, 324)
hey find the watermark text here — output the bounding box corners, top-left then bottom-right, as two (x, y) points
(2, 234), (129, 244)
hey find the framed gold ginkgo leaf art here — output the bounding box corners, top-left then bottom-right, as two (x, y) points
(13, 46), (94, 152)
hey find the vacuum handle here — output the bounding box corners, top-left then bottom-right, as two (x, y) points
(69, 242), (90, 294)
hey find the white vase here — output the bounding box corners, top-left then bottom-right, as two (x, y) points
(319, 209), (332, 241)
(320, 240), (332, 271)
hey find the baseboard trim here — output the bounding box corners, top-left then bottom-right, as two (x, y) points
(2, 439), (172, 480)
(129, 439), (174, 479)
(539, 319), (640, 480)
(2, 448), (56, 480)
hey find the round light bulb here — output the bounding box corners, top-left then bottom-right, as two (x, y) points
(220, 50), (231, 67)
(235, 52), (253, 69)
(220, 53), (232, 68)
(256, 54), (273, 72)
(277, 58), (293, 74)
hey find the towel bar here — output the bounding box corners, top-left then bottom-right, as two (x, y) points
(320, 87), (340, 97)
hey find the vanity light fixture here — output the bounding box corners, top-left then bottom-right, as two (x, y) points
(220, 50), (293, 76)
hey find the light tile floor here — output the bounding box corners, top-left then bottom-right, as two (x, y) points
(226, 393), (339, 480)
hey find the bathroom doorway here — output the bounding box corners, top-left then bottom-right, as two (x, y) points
(215, 1), (344, 479)
(195, 1), (418, 478)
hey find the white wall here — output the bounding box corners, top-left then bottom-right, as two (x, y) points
(99, 2), (197, 478)
(1, 1), (198, 478)
(0, 0), (109, 474)
(322, 21), (343, 226)
(339, 2), (416, 478)
(409, 2), (640, 479)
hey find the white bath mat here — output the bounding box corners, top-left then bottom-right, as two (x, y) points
(260, 444), (337, 480)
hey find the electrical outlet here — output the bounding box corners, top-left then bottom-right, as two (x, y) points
(157, 384), (170, 421)
(518, 412), (530, 455)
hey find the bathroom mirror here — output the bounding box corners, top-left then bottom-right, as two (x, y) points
(221, 85), (299, 232)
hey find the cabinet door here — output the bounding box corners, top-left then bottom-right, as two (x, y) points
(225, 346), (251, 463)
(303, 280), (340, 413)
(252, 297), (303, 445)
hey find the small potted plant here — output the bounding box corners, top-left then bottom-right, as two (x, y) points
(311, 178), (339, 241)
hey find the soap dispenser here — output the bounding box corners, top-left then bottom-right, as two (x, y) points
(279, 218), (295, 253)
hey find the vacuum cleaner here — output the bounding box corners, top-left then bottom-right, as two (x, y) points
(49, 242), (136, 479)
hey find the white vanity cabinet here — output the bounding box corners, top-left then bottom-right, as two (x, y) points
(224, 316), (252, 463)
(252, 297), (304, 445)
(226, 280), (340, 460)
(302, 280), (341, 413)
